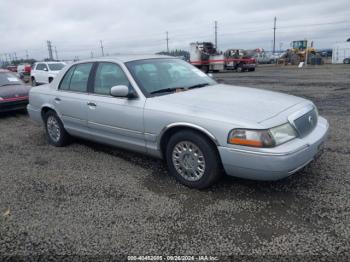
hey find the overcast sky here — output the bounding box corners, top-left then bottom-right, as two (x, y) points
(1, 0), (350, 60)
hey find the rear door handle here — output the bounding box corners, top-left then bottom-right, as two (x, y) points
(87, 102), (96, 107)
(54, 97), (61, 102)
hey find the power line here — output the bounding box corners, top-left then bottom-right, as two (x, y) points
(273, 17), (276, 54)
(100, 40), (104, 56)
(54, 46), (58, 60)
(214, 21), (218, 49)
(47, 40), (53, 60)
(166, 31), (169, 52)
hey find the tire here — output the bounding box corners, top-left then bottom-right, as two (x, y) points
(200, 65), (209, 74)
(165, 130), (221, 189)
(344, 58), (350, 64)
(31, 77), (37, 87)
(44, 110), (70, 147)
(249, 68), (256, 72)
(236, 64), (243, 72)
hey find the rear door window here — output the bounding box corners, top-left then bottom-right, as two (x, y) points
(58, 63), (93, 92)
(36, 63), (47, 70)
(59, 65), (76, 90)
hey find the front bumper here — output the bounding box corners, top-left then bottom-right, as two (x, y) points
(0, 99), (28, 113)
(242, 63), (256, 69)
(218, 116), (329, 181)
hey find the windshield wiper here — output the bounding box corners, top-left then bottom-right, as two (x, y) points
(187, 83), (210, 89)
(0, 83), (21, 87)
(150, 83), (210, 95)
(150, 87), (184, 95)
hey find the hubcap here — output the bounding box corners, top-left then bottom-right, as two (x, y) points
(47, 116), (61, 142)
(172, 141), (206, 181)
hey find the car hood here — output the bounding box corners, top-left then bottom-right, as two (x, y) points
(0, 84), (31, 99)
(147, 84), (308, 125)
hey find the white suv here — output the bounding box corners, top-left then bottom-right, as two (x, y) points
(31, 62), (66, 86)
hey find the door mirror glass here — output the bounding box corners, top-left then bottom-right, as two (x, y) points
(207, 73), (214, 78)
(110, 85), (129, 97)
(43, 67), (48, 71)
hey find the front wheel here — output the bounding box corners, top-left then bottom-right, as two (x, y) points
(166, 130), (221, 189)
(44, 111), (70, 147)
(344, 58), (350, 64)
(236, 65), (243, 73)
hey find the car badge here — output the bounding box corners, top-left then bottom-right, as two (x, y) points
(308, 115), (314, 126)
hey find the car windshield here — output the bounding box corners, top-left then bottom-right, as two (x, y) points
(0, 72), (22, 86)
(48, 63), (65, 71)
(126, 58), (216, 96)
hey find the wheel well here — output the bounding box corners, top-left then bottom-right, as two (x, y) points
(159, 126), (219, 158)
(41, 107), (54, 121)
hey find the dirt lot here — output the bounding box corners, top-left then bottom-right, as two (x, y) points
(0, 64), (349, 260)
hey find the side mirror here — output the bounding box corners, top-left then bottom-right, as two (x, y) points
(110, 85), (131, 98)
(43, 68), (48, 71)
(207, 73), (214, 78)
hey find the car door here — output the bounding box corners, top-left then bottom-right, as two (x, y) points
(87, 62), (146, 153)
(35, 63), (46, 83)
(53, 62), (94, 138)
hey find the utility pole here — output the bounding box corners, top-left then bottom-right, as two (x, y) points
(25, 50), (29, 60)
(90, 51), (94, 58)
(47, 40), (54, 60)
(166, 32), (169, 53)
(214, 21), (218, 49)
(14, 52), (18, 61)
(100, 40), (104, 56)
(273, 17), (276, 54)
(54, 46), (58, 60)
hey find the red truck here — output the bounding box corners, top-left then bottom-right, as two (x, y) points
(189, 42), (256, 73)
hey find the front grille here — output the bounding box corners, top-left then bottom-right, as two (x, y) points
(293, 108), (318, 138)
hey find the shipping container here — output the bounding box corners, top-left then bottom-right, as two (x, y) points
(332, 42), (350, 64)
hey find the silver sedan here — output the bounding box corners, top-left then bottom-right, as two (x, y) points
(27, 55), (329, 188)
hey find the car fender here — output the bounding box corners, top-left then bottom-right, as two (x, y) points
(157, 122), (220, 150)
(40, 102), (61, 120)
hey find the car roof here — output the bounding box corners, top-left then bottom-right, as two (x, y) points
(34, 61), (65, 64)
(73, 54), (176, 64)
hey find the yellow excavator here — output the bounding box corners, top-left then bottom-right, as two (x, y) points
(280, 40), (323, 65)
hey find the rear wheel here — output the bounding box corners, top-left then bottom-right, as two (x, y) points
(344, 58), (350, 64)
(166, 130), (221, 189)
(44, 111), (70, 147)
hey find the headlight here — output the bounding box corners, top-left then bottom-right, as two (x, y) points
(228, 123), (297, 148)
(269, 123), (297, 145)
(228, 129), (275, 148)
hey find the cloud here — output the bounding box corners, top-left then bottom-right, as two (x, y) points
(0, 0), (349, 60)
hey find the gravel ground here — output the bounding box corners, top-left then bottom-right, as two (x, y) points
(0, 64), (349, 261)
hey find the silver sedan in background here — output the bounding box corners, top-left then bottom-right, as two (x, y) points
(27, 55), (329, 188)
